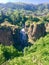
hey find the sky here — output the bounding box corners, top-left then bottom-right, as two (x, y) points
(0, 0), (49, 4)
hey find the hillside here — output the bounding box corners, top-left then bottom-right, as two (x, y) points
(0, 2), (49, 65)
(0, 2), (49, 15)
(0, 34), (49, 65)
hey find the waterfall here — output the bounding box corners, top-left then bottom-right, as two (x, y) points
(20, 28), (28, 47)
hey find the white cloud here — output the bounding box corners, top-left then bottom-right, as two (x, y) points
(0, 0), (9, 3)
(0, 0), (19, 3)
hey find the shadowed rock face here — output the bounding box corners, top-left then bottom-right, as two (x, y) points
(0, 23), (46, 46)
(28, 23), (46, 42)
(13, 28), (28, 50)
(13, 28), (20, 44)
(0, 26), (28, 47)
(0, 26), (13, 45)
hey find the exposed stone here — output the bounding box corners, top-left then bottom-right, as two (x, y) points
(0, 22), (46, 46)
(25, 24), (29, 33)
(28, 23), (46, 42)
(45, 22), (49, 32)
(0, 26), (13, 45)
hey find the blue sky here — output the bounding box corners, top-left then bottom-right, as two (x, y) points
(0, 0), (49, 4)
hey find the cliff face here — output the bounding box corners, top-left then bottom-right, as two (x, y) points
(0, 26), (13, 45)
(0, 23), (47, 46)
(0, 26), (28, 46)
(28, 23), (46, 42)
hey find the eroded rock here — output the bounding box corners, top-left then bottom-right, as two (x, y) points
(0, 26), (13, 45)
(28, 23), (46, 42)
(45, 22), (49, 33)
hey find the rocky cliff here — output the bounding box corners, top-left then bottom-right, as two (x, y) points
(28, 23), (46, 43)
(45, 22), (49, 33)
(0, 26), (13, 45)
(0, 22), (47, 45)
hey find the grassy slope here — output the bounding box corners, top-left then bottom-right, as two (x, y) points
(2, 34), (49, 65)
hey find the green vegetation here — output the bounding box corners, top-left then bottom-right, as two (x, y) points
(0, 34), (49, 65)
(0, 45), (23, 65)
(0, 3), (49, 65)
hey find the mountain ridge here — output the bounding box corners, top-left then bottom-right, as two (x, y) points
(0, 2), (49, 14)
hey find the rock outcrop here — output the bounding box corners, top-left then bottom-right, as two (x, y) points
(0, 26), (13, 45)
(0, 22), (47, 46)
(0, 23), (20, 46)
(28, 23), (46, 42)
(45, 22), (49, 33)
(0, 25), (28, 47)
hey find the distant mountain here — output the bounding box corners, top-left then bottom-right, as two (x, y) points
(0, 2), (37, 11)
(0, 2), (49, 14)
